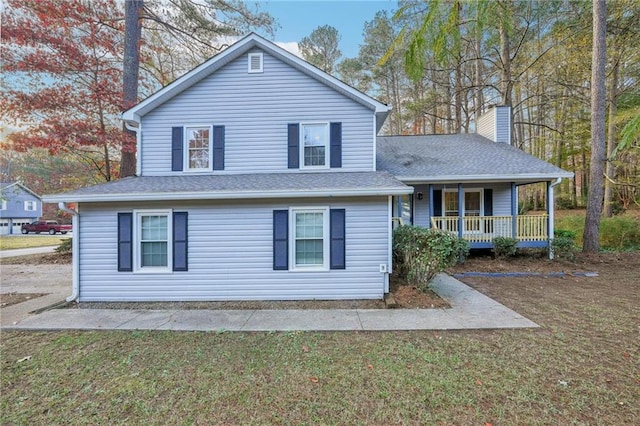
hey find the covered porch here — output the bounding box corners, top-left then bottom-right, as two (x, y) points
(392, 180), (560, 250)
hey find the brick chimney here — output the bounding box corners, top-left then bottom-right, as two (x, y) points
(476, 105), (512, 144)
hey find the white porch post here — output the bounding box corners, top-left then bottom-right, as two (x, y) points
(428, 184), (434, 228)
(457, 183), (463, 238)
(511, 182), (517, 238)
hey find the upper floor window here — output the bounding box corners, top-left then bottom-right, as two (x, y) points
(186, 127), (211, 171)
(24, 200), (37, 211)
(301, 123), (329, 168)
(1, 200), (6, 210)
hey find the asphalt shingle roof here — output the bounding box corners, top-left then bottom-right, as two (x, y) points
(377, 134), (572, 182)
(43, 171), (411, 202)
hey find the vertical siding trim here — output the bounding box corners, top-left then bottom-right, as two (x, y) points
(330, 122), (342, 168)
(287, 124), (299, 169)
(173, 212), (188, 271)
(273, 210), (289, 270)
(329, 209), (345, 269)
(213, 125), (225, 170)
(171, 127), (183, 171)
(117, 213), (133, 272)
(511, 182), (517, 238)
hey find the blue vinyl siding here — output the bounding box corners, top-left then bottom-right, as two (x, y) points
(77, 197), (389, 301)
(141, 48), (374, 175)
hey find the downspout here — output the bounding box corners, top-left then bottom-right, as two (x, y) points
(124, 120), (141, 176)
(58, 202), (79, 302)
(548, 178), (562, 259)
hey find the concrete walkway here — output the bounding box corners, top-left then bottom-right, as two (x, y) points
(3, 274), (538, 331)
(0, 246), (57, 258)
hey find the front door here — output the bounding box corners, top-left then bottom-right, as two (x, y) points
(443, 189), (483, 234)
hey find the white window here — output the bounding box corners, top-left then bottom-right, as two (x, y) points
(1, 200), (6, 210)
(248, 52), (263, 73)
(24, 200), (37, 211)
(135, 210), (172, 272)
(185, 126), (211, 171)
(443, 189), (483, 217)
(291, 208), (329, 270)
(301, 123), (329, 168)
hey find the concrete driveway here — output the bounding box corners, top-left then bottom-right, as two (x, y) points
(0, 264), (71, 327)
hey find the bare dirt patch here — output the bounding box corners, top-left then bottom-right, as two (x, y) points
(0, 252), (71, 265)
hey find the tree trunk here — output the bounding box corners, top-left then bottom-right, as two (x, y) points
(120, 0), (144, 178)
(583, 0), (607, 252)
(498, 2), (512, 107)
(603, 42), (619, 217)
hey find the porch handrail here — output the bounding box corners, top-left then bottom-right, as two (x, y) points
(430, 215), (548, 242)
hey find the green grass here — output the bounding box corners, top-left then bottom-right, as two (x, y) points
(555, 212), (640, 250)
(0, 235), (66, 251)
(2, 253), (639, 424)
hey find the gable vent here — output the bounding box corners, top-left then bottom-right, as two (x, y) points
(248, 52), (263, 73)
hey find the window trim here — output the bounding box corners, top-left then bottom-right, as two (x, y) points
(24, 200), (37, 211)
(133, 209), (173, 274)
(289, 207), (329, 272)
(299, 122), (330, 170)
(442, 188), (484, 217)
(184, 125), (213, 172)
(248, 52), (263, 73)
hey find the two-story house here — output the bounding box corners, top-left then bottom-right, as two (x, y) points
(1, 182), (42, 235)
(45, 33), (570, 302)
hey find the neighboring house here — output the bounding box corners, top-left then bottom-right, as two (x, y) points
(0, 182), (42, 235)
(44, 33), (570, 302)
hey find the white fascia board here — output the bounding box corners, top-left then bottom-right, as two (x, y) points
(43, 186), (414, 204)
(398, 172), (574, 184)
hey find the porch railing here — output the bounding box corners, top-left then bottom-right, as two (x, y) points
(430, 215), (548, 243)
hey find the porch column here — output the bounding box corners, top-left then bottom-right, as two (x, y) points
(428, 184), (434, 229)
(511, 182), (517, 239)
(547, 180), (555, 259)
(458, 183), (463, 239)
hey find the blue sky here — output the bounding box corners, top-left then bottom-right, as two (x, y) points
(259, 0), (398, 58)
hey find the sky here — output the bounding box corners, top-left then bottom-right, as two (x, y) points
(258, 0), (399, 58)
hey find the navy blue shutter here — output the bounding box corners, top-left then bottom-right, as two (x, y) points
(330, 209), (346, 269)
(484, 189), (493, 216)
(330, 122), (342, 168)
(288, 123), (299, 169)
(273, 210), (288, 270)
(171, 127), (183, 171)
(213, 125), (225, 171)
(173, 212), (188, 271)
(117, 213), (133, 272)
(433, 190), (443, 216)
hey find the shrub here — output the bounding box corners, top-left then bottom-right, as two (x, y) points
(555, 213), (640, 251)
(552, 229), (577, 260)
(393, 226), (469, 292)
(599, 215), (640, 251)
(492, 236), (518, 258)
(55, 238), (72, 254)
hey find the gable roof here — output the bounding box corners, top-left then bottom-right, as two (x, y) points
(122, 33), (391, 130)
(377, 134), (573, 184)
(0, 182), (41, 198)
(43, 172), (412, 203)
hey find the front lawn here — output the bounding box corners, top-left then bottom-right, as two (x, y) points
(0, 235), (66, 251)
(2, 252), (639, 424)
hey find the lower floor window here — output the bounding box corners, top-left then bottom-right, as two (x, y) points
(292, 209), (328, 269)
(137, 211), (171, 271)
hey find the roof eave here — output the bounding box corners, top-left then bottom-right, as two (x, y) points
(43, 186), (413, 204)
(396, 172), (574, 184)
